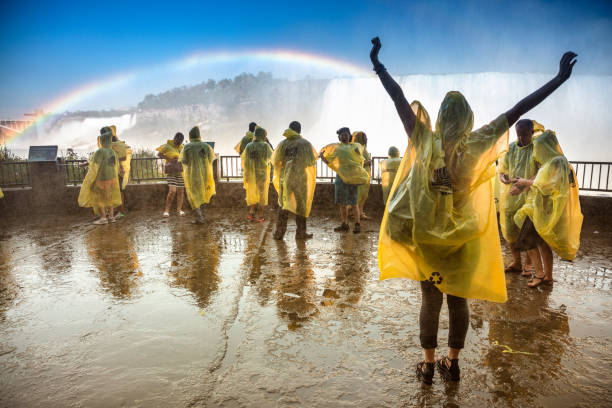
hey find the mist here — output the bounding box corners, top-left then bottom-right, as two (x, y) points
(9, 71), (611, 162)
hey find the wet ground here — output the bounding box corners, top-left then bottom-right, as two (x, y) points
(0, 209), (610, 407)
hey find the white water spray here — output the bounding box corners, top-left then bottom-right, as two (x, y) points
(307, 73), (612, 161)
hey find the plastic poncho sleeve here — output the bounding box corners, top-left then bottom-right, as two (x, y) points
(378, 103), (509, 303)
(234, 132), (254, 155)
(112, 141), (132, 189)
(78, 148), (122, 209)
(514, 131), (583, 260)
(180, 142), (216, 208)
(241, 141), (274, 206)
(320, 143), (369, 185)
(156, 141), (182, 161)
(272, 130), (318, 218)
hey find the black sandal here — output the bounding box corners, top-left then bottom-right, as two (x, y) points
(416, 361), (434, 385)
(436, 356), (460, 381)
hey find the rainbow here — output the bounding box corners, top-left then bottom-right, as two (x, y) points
(6, 49), (372, 143)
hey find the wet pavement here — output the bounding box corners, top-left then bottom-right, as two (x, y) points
(0, 209), (610, 407)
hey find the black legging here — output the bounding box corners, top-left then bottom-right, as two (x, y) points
(419, 281), (469, 349)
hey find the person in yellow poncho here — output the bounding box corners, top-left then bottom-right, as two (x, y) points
(512, 129), (583, 288)
(0, 187), (3, 199)
(352, 131), (373, 220)
(498, 120), (543, 275)
(370, 36), (577, 384)
(381, 146), (402, 205)
(78, 127), (122, 224)
(180, 126), (216, 225)
(110, 125), (132, 218)
(272, 121), (318, 240)
(234, 122), (257, 155)
(242, 126), (274, 221)
(320, 127), (369, 234)
(157, 132), (185, 217)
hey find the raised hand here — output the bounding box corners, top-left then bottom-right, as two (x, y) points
(370, 37), (382, 66)
(557, 52), (578, 83)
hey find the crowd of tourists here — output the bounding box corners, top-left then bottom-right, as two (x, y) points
(72, 37), (583, 386)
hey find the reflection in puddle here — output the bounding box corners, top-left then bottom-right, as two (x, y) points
(168, 225), (221, 308)
(85, 226), (141, 299)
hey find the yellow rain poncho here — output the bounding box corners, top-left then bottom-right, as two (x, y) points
(234, 131), (254, 155)
(494, 161), (502, 212)
(514, 131), (583, 260)
(112, 141), (132, 189)
(352, 131), (372, 206)
(272, 128), (318, 218)
(0, 187), (3, 199)
(379, 93), (510, 303)
(109, 125), (131, 188)
(381, 146), (402, 204)
(78, 130), (122, 209)
(156, 139), (183, 161)
(241, 127), (274, 206)
(320, 142), (369, 185)
(180, 126), (216, 208)
(498, 121), (544, 242)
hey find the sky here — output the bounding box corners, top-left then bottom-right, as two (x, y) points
(1, 0), (611, 117)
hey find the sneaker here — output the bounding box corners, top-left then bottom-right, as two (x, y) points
(93, 218), (108, 225)
(334, 223), (350, 232)
(353, 223), (361, 234)
(247, 214), (255, 221)
(115, 212), (126, 219)
(163, 212), (170, 217)
(109, 217), (117, 223)
(178, 210), (185, 216)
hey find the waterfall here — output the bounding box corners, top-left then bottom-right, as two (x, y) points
(8, 73), (611, 161)
(307, 73), (612, 161)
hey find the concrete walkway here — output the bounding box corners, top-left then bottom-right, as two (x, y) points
(0, 210), (610, 407)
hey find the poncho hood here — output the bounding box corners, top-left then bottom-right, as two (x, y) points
(351, 131), (367, 146)
(254, 127), (267, 142)
(534, 130), (563, 164)
(388, 146), (400, 158)
(435, 91), (474, 153)
(189, 126), (201, 141)
(99, 127), (113, 148)
(282, 128), (301, 139)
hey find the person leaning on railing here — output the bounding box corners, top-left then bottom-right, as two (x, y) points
(157, 132), (186, 217)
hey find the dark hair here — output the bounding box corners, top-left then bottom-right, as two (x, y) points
(516, 119), (534, 131)
(112, 135), (119, 142)
(336, 127), (351, 136)
(174, 132), (184, 141)
(249, 122), (257, 132)
(289, 121), (301, 133)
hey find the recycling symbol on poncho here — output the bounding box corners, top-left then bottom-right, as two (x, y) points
(429, 272), (443, 285)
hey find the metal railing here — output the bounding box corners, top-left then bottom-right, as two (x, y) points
(65, 157), (166, 185)
(570, 161), (611, 192)
(219, 155), (386, 184)
(218, 156), (243, 181)
(129, 157), (166, 183)
(4, 155), (610, 193)
(0, 161), (30, 187)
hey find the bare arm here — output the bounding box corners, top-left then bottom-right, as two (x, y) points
(505, 52), (577, 126)
(370, 37), (416, 137)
